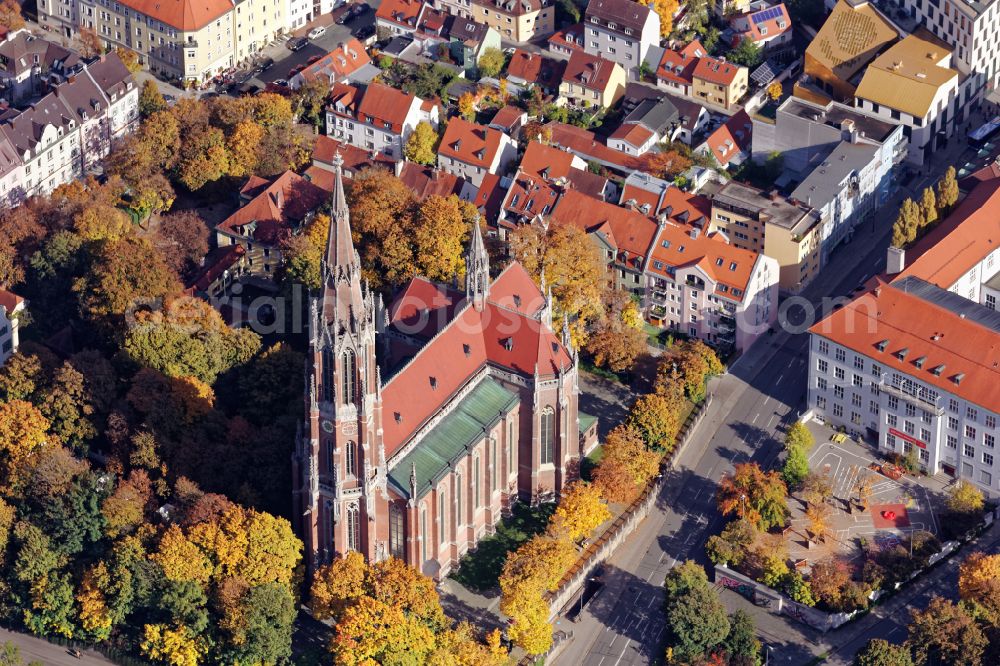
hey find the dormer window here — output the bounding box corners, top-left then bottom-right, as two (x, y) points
(716, 258), (723, 266)
(952, 373), (965, 385)
(429, 376), (438, 389)
(513, 295), (522, 306)
(914, 356), (926, 369)
(876, 339), (889, 352)
(503, 337), (514, 351)
(931, 365), (944, 376)
(895, 348), (909, 361)
(394, 412), (402, 423)
(463, 344), (471, 356)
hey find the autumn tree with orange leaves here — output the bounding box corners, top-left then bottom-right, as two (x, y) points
(716, 462), (789, 530)
(593, 424), (661, 503)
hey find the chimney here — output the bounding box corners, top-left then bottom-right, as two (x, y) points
(841, 118), (858, 143)
(394, 159), (404, 177)
(886, 245), (905, 275)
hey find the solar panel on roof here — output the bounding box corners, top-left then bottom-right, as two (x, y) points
(750, 60), (778, 86)
(751, 6), (782, 24)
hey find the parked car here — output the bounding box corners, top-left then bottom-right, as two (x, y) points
(307, 55), (322, 65)
(256, 57), (274, 72)
(287, 36), (308, 51)
(333, 4), (353, 23)
(288, 64), (305, 78)
(353, 25), (376, 45)
(307, 25), (326, 39)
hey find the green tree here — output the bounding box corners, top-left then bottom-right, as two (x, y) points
(139, 80), (167, 118)
(854, 639), (913, 666)
(404, 121), (439, 166)
(706, 518), (757, 567)
(724, 609), (762, 666)
(907, 596), (986, 666)
(663, 561), (729, 661)
(782, 444), (810, 488)
(785, 421), (814, 451)
(220, 583), (296, 665)
(478, 47), (506, 78)
(727, 38), (763, 68)
(781, 571), (816, 606)
(40, 362), (97, 454)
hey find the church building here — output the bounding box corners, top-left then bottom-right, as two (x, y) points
(292, 155), (596, 578)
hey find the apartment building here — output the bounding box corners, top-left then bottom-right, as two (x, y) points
(808, 174), (1000, 495)
(691, 56), (748, 110)
(853, 33), (960, 166)
(437, 116), (517, 188)
(288, 0), (312, 30)
(470, 0), (554, 41)
(0, 30), (83, 105)
(559, 49), (626, 109)
(0, 289), (25, 366)
(326, 82), (438, 160)
(583, 0), (660, 71)
(0, 53), (137, 207)
(39, 0), (286, 84)
(707, 181), (822, 293)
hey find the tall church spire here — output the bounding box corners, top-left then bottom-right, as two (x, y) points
(325, 152), (357, 274)
(465, 217), (490, 310)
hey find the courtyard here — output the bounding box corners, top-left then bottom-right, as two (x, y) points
(785, 426), (951, 571)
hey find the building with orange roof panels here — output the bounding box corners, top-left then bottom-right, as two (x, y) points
(545, 121), (644, 173)
(559, 50), (627, 109)
(691, 57), (749, 109)
(437, 117), (517, 188)
(290, 40), (375, 89)
(376, 0), (426, 34)
(549, 23), (585, 57)
(0, 287), (25, 367)
(618, 171), (711, 223)
(215, 172), (327, 278)
(729, 2), (793, 48)
(807, 277), (1000, 494)
(656, 40), (706, 95)
(396, 161), (477, 201)
(326, 82), (438, 161)
(644, 220), (778, 351)
(293, 162), (593, 578)
(699, 109), (753, 167)
(505, 50), (566, 92)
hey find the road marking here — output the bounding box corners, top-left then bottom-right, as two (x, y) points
(777, 373), (784, 383)
(613, 640), (632, 666)
(752, 413), (759, 425)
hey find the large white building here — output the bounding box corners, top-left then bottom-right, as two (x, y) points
(807, 174), (1000, 495)
(583, 0), (661, 71)
(326, 82), (438, 161)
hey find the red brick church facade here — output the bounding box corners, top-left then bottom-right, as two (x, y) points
(292, 156), (595, 578)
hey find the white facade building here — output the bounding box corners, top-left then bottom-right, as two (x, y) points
(0, 289), (24, 367)
(584, 0), (661, 71)
(325, 82), (437, 161)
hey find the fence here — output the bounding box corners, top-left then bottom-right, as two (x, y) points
(543, 396), (712, 618)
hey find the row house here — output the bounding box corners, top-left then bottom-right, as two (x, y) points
(326, 82), (438, 161)
(0, 53), (137, 208)
(214, 171), (327, 278)
(544, 121), (644, 174)
(40, 0), (287, 84)
(549, 186), (778, 352)
(0, 31), (83, 105)
(396, 160), (476, 201)
(697, 109), (752, 168)
(437, 116), (517, 188)
(505, 49), (565, 95)
(290, 39), (376, 89)
(558, 49), (626, 109)
(608, 96), (687, 156)
(656, 39), (705, 96)
(619, 83), (710, 145)
(728, 2), (793, 51)
(376, 0), (425, 35)
(691, 56), (748, 110)
(0, 289), (25, 366)
(471, 0), (554, 42)
(549, 23), (584, 57)
(583, 0), (660, 71)
(411, 8), (501, 75)
(303, 134), (395, 191)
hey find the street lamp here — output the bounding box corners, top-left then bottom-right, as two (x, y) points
(740, 493), (747, 518)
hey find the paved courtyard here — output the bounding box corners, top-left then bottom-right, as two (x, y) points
(785, 427), (948, 569)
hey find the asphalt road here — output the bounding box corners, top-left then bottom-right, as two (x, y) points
(0, 627), (112, 665)
(555, 135), (978, 666)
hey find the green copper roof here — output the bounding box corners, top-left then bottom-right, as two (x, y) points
(579, 411), (598, 434)
(388, 377), (519, 500)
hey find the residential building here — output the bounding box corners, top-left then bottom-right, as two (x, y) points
(214, 171), (327, 277)
(290, 39), (376, 89)
(698, 109), (752, 168)
(621, 83), (710, 144)
(0, 288), (24, 366)
(797, 0), (899, 105)
(608, 96), (685, 156)
(691, 56), (748, 109)
(185, 245), (249, 300)
(287, 0), (312, 31)
(544, 120), (644, 173)
(304, 134), (395, 190)
(396, 160), (476, 201)
(853, 32), (960, 165)
(410, 11), (501, 75)
(559, 50), (626, 109)
(437, 116), (517, 187)
(0, 31), (82, 105)
(470, 0), (554, 42)
(293, 158), (594, 576)
(0, 52), (138, 206)
(549, 23), (585, 57)
(326, 82), (438, 160)
(505, 49), (565, 94)
(488, 105), (527, 139)
(583, 0), (661, 71)
(376, 0), (425, 36)
(39, 0), (285, 84)
(496, 140), (609, 232)
(707, 180), (822, 292)
(656, 39), (705, 96)
(751, 96), (906, 177)
(729, 2), (793, 51)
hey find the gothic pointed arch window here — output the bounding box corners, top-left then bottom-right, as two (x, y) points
(345, 440), (357, 477)
(325, 440), (334, 474)
(472, 453), (481, 509)
(321, 348), (334, 402)
(454, 470), (463, 528)
(341, 349), (356, 404)
(540, 407), (555, 465)
(346, 503), (360, 552)
(388, 502), (405, 560)
(438, 489), (447, 546)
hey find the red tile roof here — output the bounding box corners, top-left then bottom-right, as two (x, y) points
(186, 245), (246, 293)
(732, 3), (791, 44)
(810, 284), (1000, 412)
(545, 122), (643, 171)
(609, 122), (654, 147)
(297, 40), (371, 84)
(382, 265), (571, 456)
(216, 172), (327, 246)
(657, 39), (705, 87)
(397, 163), (467, 200)
(376, 0), (423, 28)
(550, 189), (658, 267)
(490, 105), (527, 131)
(562, 50), (620, 93)
(704, 109), (752, 166)
(123, 0), (233, 31)
(897, 177), (1000, 289)
(693, 56), (743, 86)
(312, 135), (393, 173)
(329, 82), (419, 134)
(475, 172), (506, 223)
(549, 23), (585, 53)
(506, 50), (566, 88)
(620, 182), (711, 223)
(0, 287), (24, 313)
(438, 117), (504, 169)
(647, 224), (759, 296)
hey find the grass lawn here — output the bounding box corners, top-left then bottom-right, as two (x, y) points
(448, 502), (556, 593)
(581, 444), (604, 482)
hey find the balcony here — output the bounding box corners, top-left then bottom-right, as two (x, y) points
(650, 304), (667, 318)
(686, 276), (706, 289)
(651, 290), (667, 303)
(718, 316), (736, 333)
